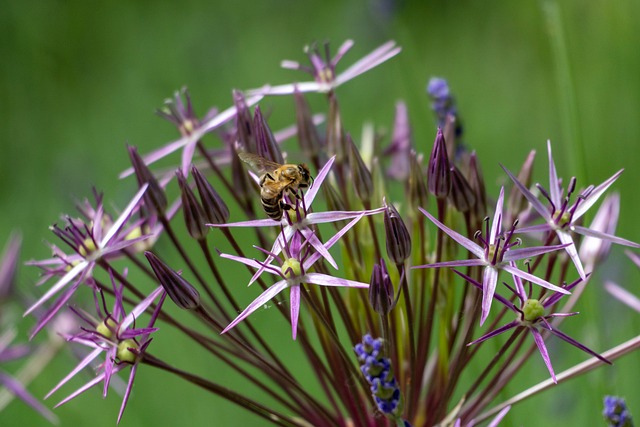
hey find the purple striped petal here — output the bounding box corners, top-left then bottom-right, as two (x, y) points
(418, 207), (484, 258)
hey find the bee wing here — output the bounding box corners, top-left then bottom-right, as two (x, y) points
(237, 152), (282, 175)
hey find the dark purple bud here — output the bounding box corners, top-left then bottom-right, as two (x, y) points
(427, 128), (451, 199)
(176, 170), (208, 240)
(229, 143), (254, 210)
(128, 146), (167, 215)
(408, 150), (429, 209)
(506, 150), (536, 224)
(347, 134), (373, 204)
(369, 258), (396, 315)
(0, 232), (21, 301)
(253, 106), (284, 164)
(192, 166), (230, 224)
(468, 151), (487, 218)
(449, 165), (476, 213)
(294, 89), (323, 159)
(145, 252), (200, 310)
(233, 90), (256, 153)
(383, 199), (411, 265)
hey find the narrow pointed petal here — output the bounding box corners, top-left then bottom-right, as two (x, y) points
(572, 169), (623, 221)
(502, 243), (570, 262)
(303, 229), (338, 269)
(605, 281), (640, 312)
(556, 230), (586, 279)
(546, 141), (562, 208)
(335, 41), (401, 86)
(452, 269), (518, 311)
(304, 272), (369, 288)
(544, 327), (611, 364)
(100, 184), (148, 246)
(304, 207), (385, 225)
(121, 287), (164, 330)
(503, 265), (570, 294)
(304, 213), (365, 269)
(467, 321), (519, 346)
(501, 164), (552, 221)
(529, 327), (557, 383)
(489, 187), (505, 245)
(117, 363), (139, 424)
(413, 259), (485, 269)
(24, 261), (88, 316)
(208, 217), (277, 228)
(290, 286), (300, 340)
(572, 225), (640, 248)
(480, 266), (499, 325)
(418, 207), (484, 258)
(55, 364), (124, 408)
(46, 347), (103, 399)
(303, 155), (335, 207)
(513, 223), (553, 234)
(221, 280), (289, 334)
(219, 253), (271, 272)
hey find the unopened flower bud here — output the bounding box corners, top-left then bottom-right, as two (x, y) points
(369, 259), (396, 315)
(427, 128), (451, 199)
(254, 106), (284, 164)
(145, 252), (200, 310)
(383, 199), (411, 265)
(128, 146), (167, 215)
(192, 166), (230, 224)
(176, 170), (208, 240)
(234, 90), (256, 152)
(449, 165), (476, 213)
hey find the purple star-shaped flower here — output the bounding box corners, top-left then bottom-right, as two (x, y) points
(219, 214), (369, 339)
(210, 155), (385, 283)
(456, 267), (611, 383)
(246, 40), (401, 96)
(413, 187), (570, 325)
(46, 273), (166, 424)
(25, 185), (150, 337)
(502, 140), (639, 279)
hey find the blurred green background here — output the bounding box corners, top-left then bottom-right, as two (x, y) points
(2, 0), (639, 425)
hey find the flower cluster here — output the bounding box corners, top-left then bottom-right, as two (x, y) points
(3, 39), (639, 427)
(354, 335), (405, 422)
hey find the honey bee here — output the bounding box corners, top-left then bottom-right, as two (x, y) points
(238, 152), (313, 220)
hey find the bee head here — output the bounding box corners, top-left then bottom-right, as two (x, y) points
(298, 164), (313, 187)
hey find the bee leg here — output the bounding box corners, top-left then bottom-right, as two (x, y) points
(280, 200), (292, 211)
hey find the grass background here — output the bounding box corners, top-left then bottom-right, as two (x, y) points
(2, 0), (639, 425)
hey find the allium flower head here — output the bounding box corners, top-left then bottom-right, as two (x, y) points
(458, 268), (610, 383)
(414, 187), (570, 325)
(219, 214), (369, 339)
(47, 273), (166, 424)
(247, 40), (401, 96)
(25, 186), (149, 336)
(502, 140), (639, 280)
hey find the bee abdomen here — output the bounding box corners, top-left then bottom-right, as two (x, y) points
(261, 196), (283, 220)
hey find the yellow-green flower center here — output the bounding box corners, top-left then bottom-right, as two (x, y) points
(78, 238), (97, 258)
(281, 258), (301, 278)
(117, 339), (139, 364)
(96, 318), (118, 339)
(522, 299), (545, 322)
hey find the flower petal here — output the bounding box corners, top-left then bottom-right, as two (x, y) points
(501, 164), (552, 222)
(418, 207), (484, 259)
(290, 286), (300, 340)
(529, 327), (557, 383)
(572, 169), (623, 221)
(480, 266), (499, 325)
(572, 225), (640, 248)
(503, 265), (570, 295)
(221, 280), (289, 334)
(304, 272), (369, 288)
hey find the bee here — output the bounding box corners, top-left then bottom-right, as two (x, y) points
(238, 152), (313, 220)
